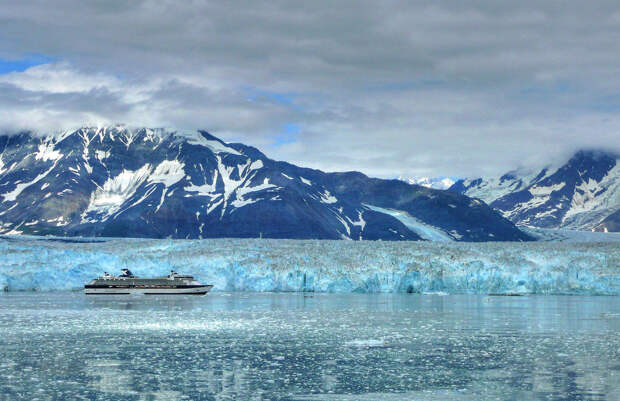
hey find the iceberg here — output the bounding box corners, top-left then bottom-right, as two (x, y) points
(0, 236), (618, 295)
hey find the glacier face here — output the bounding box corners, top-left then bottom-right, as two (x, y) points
(1, 236), (617, 295)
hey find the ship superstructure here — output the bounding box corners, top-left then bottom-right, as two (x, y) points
(84, 269), (213, 295)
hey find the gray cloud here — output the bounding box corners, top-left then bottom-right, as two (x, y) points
(0, 0), (619, 178)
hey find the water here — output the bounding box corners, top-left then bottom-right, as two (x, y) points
(0, 293), (618, 400)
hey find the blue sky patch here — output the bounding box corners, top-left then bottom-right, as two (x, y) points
(242, 86), (298, 107)
(274, 123), (301, 146)
(0, 54), (53, 74)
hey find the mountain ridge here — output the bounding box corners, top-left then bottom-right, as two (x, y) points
(449, 149), (619, 232)
(0, 126), (531, 241)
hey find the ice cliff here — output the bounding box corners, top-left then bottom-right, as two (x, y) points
(0, 236), (618, 295)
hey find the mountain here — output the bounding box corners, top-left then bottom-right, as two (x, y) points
(594, 209), (619, 232)
(449, 150), (619, 232)
(398, 176), (456, 190)
(0, 126), (531, 241)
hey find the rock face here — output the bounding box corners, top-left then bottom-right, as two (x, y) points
(449, 150), (620, 232)
(0, 126), (531, 241)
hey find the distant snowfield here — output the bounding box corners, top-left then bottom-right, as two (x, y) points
(0, 236), (617, 295)
(521, 226), (620, 242)
(400, 176), (456, 190)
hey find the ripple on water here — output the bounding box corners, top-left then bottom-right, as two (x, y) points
(0, 292), (618, 401)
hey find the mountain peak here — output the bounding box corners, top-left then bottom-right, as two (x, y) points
(449, 148), (619, 232)
(196, 130), (223, 142)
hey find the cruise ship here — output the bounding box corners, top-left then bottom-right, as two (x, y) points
(84, 269), (213, 295)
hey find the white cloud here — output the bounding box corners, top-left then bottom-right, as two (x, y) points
(0, 62), (119, 93)
(0, 0), (619, 178)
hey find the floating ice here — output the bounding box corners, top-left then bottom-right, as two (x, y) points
(0, 236), (617, 294)
(345, 339), (386, 348)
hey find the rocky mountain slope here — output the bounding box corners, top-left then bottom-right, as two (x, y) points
(0, 126), (531, 241)
(449, 150), (619, 232)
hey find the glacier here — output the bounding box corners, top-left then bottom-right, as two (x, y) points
(0, 235), (618, 295)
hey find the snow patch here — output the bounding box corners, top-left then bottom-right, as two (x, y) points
(562, 163), (620, 229)
(449, 230), (463, 240)
(249, 160), (263, 170)
(320, 190), (337, 204)
(148, 160), (185, 187)
(95, 150), (110, 161)
(82, 164), (152, 221)
(176, 131), (241, 155)
(184, 171), (219, 197)
(529, 182), (566, 196)
(46, 216), (69, 226)
(2, 160), (60, 202)
(346, 210), (366, 232)
(34, 141), (62, 162)
(232, 178), (278, 208)
(207, 198), (223, 214)
(402, 176), (455, 190)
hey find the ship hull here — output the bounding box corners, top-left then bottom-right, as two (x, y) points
(84, 285), (213, 295)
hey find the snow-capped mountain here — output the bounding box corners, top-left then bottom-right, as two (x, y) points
(449, 150), (620, 232)
(0, 126), (531, 241)
(399, 176), (456, 190)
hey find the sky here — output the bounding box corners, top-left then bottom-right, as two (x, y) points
(0, 0), (619, 179)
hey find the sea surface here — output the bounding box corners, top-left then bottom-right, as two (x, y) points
(0, 292), (618, 400)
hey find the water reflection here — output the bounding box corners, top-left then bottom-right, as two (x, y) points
(86, 294), (204, 311)
(0, 292), (618, 400)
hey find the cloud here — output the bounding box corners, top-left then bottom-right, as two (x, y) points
(0, 62), (119, 93)
(0, 0), (619, 178)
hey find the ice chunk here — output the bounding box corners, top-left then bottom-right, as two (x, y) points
(345, 339), (386, 348)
